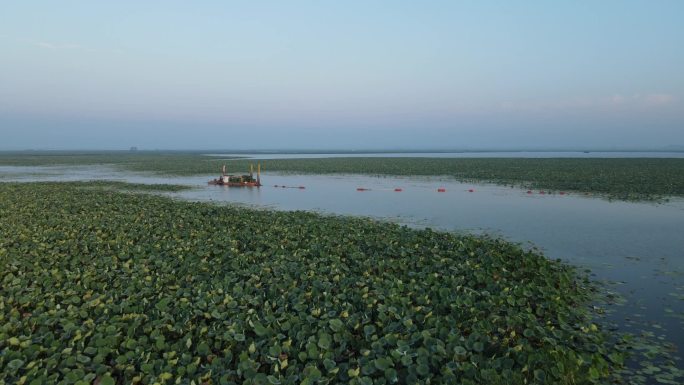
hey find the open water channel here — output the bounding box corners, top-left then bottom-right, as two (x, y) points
(2, 161), (683, 381)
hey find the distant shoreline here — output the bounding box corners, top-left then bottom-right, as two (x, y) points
(2, 148), (684, 155)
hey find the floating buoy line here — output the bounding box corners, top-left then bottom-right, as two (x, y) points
(266, 185), (572, 196)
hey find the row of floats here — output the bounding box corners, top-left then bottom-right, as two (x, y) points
(211, 165), (569, 196)
(272, 184), (569, 195)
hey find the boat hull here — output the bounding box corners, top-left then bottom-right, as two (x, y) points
(208, 179), (261, 187)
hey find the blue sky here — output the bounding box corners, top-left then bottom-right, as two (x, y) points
(1, 1), (682, 150)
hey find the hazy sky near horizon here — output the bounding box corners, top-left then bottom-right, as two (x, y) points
(1, 1), (683, 150)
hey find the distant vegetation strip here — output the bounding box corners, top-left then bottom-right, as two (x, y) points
(0, 153), (215, 172)
(0, 182), (626, 384)
(70, 180), (193, 192)
(1, 153), (683, 200)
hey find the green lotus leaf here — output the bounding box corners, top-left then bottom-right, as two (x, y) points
(328, 319), (344, 332)
(99, 375), (115, 385)
(363, 325), (376, 337)
(317, 333), (332, 350)
(252, 321), (269, 337)
(7, 359), (25, 371)
(384, 368), (399, 383)
(416, 364), (430, 377)
(198, 342), (210, 356)
(302, 365), (322, 380)
(472, 342), (484, 353)
(374, 357), (393, 371)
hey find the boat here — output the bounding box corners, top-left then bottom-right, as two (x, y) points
(209, 163), (261, 187)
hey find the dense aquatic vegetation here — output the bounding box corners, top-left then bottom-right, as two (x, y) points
(0, 182), (625, 384)
(1, 152), (683, 200)
(72, 180), (193, 192)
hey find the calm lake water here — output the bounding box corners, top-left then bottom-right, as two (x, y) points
(2, 164), (684, 377)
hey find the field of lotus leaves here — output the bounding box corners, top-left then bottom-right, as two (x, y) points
(1, 182), (625, 384)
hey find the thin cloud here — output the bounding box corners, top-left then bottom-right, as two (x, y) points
(502, 93), (676, 113)
(33, 41), (82, 50)
(13, 37), (123, 54)
(607, 93), (676, 107)
(15, 37), (83, 51)
(643, 93), (675, 106)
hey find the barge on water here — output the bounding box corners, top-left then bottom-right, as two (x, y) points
(209, 163), (262, 187)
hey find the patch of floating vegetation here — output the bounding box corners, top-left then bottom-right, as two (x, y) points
(68, 180), (194, 192)
(0, 172), (53, 180)
(592, 280), (684, 384)
(0, 182), (652, 384)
